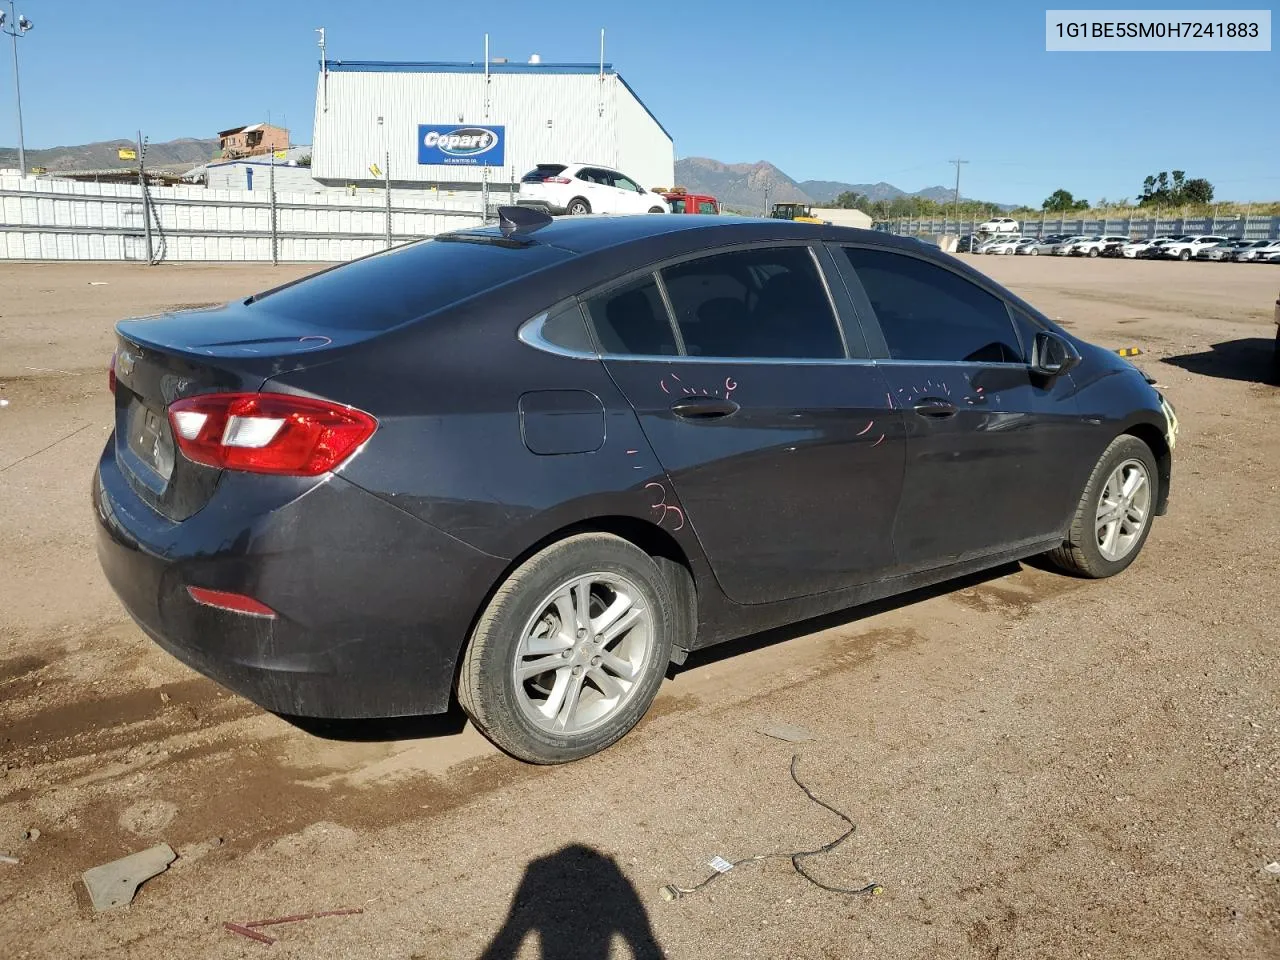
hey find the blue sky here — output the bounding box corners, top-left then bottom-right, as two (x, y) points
(2, 0), (1276, 203)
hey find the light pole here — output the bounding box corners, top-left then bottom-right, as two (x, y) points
(1, 1), (34, 177)
(948, 158), (968, 224)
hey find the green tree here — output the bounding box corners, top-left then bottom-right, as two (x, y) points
(833, 190), (871, 212)
(1182, 178), (1214, 204)
(1042, 188), (1089, 212)
(1139, 170), (1214, 206)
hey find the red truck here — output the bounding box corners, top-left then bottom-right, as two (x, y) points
(659, 188), (721, 215)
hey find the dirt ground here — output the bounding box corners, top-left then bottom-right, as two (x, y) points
(1, 257), (1278, 959)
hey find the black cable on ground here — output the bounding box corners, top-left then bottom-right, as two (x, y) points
(660, 754), (883, 901)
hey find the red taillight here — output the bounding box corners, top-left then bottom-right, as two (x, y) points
(167, 392), (377, 476)
(187, 586), (277, 618)
(543, 176), (572, 184)
(108, 351), (117, 395)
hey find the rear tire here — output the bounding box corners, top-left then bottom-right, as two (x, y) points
(457, 534), (674, 764)
(1179, 249), (1190, 261)
(648, 206), (664, 214)
(1044, 435), (1158, 579)
(567, 198), (591, 216)
(1088, 248), (1099, 258)
(1030, 248), (1039, 256)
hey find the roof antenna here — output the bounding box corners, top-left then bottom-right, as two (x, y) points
(497, 205), (553, 237)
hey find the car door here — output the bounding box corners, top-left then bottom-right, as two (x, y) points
(833, 244), (1087, 573)
(574, 167), (609, 212)
(582, 242), (906, 604)
(611, 171), (648, 212)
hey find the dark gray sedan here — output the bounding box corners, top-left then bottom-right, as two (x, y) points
(94, 211), (1178, 762)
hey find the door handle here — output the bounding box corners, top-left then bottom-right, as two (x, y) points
(912, 397), (957, 419)
(670, 397), (740, 421)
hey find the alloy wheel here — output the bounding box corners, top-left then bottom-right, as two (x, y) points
(513, 573), (653, 735)
(1095, 458), (1152, 561)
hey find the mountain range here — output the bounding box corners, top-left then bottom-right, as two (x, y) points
(0, 138), (219, 172)
(1, 137), (1010, 210)
(673, 157), (1011, 212)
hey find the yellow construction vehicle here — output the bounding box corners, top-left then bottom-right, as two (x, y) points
(769, 202), (825, 224)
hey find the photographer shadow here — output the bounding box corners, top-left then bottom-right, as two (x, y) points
(477, 844), (662, 960)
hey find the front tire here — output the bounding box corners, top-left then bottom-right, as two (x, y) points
(647, 206), (664, 214)
(567, 198), (591, 216)
(1088, 248), (1099, 258)
(1044, 435), (1158, 579)
(1030, 248), (1039, 256)
(1179, 249), (1191, 261)
(457, 534), (675, 764)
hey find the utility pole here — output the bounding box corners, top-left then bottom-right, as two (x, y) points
(2, 1), (34, 177)
(948, 158), (968, 223)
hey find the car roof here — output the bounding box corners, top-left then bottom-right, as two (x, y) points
(444, 213), (905, 256)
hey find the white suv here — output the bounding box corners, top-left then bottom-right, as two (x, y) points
(1071, 235), (1131, 258)
(518, 163), (670, 216)
(977, 216), (1020, 234)
(1158, 235), (1229, 261)
(1121, 236), (1180, 258)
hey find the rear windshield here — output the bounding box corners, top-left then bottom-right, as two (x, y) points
(249, 237), (571, 330)
(521, 164), (568, 183)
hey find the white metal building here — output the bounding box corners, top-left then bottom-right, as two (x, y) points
(200, 147), (320, 193)
(311, 60), (674, 193)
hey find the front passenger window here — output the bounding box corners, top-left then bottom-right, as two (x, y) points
(842, 247), (1023, 363)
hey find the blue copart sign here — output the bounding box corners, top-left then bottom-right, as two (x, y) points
(417, 124), (505, 166)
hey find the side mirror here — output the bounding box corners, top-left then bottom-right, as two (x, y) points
(1030, 331), (1080, 379)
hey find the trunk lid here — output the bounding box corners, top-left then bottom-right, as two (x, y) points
(111, 303), (374, 521)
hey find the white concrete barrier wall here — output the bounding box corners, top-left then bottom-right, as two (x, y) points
(0, 176), (487, 262)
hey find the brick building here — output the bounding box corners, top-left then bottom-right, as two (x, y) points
(218, 123), (290, 159)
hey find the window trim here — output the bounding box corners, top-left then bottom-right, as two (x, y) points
(575, 240), (861, 365)
(651, 271), (688, 356)
(517, 299), (600, 359)
(830, 242), (1032, 368)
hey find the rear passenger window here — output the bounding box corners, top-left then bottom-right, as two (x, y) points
(660, 246), (844, 359)
(841, 247), (1023, 364)
(583, 276), (678, 356)
(538, 303), (595, 353)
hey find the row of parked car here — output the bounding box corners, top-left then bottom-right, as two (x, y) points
(958, 233), (1280, 262)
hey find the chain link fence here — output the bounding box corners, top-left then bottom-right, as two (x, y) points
(879, 211), (1280, 241)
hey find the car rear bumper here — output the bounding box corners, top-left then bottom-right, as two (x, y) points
(93, 439), (505, 719)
